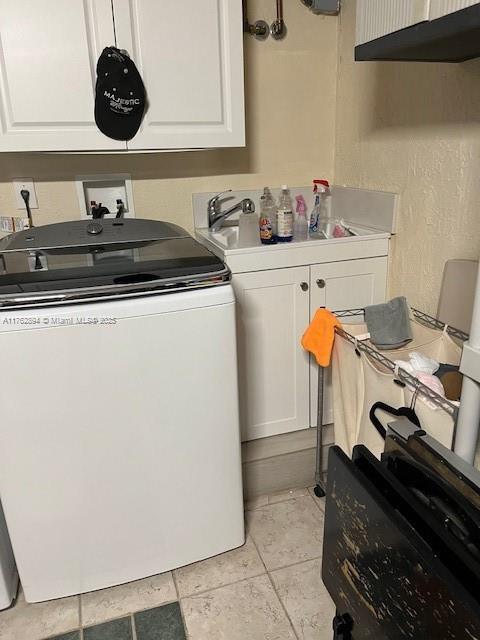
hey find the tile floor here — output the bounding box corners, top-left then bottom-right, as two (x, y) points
(0, 486), (334, 640)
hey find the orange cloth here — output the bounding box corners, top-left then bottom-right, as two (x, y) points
(301, 308), (341, 367)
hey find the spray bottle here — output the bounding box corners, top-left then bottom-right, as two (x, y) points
(294, 195), (308, 241)
(309, 180), (331, 237)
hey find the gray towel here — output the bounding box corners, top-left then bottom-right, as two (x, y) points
(364, 296), (412, 350)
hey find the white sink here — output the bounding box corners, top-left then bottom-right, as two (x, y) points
(209, 226), (240, 249)
(196, 224), (390, 274)
(197, 221), (382, 258)
(206, 223), (364, 251)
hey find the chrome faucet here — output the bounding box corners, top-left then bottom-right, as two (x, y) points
(208, 190), (255, 232)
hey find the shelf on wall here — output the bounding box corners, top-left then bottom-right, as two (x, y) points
(355, 5), (480, 63)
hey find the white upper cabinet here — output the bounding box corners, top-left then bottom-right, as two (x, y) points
(356, 0), (429, 45)
(0, 0), (122, 152)
(0, 0), (245, 152)
(356, 0), (479, 45)
(429, 0), (478, 19)
(112, 0), (245, 150)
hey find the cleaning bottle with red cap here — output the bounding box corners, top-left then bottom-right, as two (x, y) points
(309, 179), (331, 237)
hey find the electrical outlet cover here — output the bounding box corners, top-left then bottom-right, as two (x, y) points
(303, 0), (340, 14)
(13, 178), (39, 209)
(75, 174), (135, 220)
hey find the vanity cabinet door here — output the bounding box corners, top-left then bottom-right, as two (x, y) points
(0, 0), (124, 151)
(112, 0), (245, 150)
(232, 267), (310, 442)
(309, 257), (388, 427)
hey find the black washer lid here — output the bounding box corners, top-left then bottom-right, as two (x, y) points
(0, 219), (229, 308)
(0, 218), (188, 252)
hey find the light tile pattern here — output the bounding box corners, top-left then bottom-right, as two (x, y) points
(268, 486), (311, 505)
(0, 589), (79, 640)
(246, 486), (319, 512)
(174, 535), (264, 598)
(271, 558), (335, 640)
(246, 495), (325, 571)
(181, 575), (296, 640)
(0, 488), (332, 640)
(244, 494), (269, 511)
(81, 572), (176, 626)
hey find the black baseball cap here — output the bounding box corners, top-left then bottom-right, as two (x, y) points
(95, 47), (146, 141)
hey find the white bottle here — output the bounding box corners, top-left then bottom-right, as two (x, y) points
(238, 209), (260, 247)
(276, 185), (293, 242)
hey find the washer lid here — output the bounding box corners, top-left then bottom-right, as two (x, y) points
(0, 219), (229, 308)
(0, 218), (189, 252)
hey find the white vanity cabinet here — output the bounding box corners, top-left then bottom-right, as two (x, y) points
(232, 267), (311, 442)
(0, 0), (245, 152)
(309, 257), (388, 427)
(232, 256), (388, 442)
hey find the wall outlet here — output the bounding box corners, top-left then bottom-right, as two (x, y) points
(12, 178), (39, 209)
(301, 0), (340, 15)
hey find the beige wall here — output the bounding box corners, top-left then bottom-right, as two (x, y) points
(335, 0), (480, 314)
(0, 2), (337, 233)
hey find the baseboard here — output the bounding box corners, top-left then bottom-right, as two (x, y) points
(242, 425), (334, 499)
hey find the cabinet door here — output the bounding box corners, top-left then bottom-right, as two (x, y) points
(310, 257), (388, 427)
(356, 0), (429, 45)
(0, 1), (124, 152)
(429, 0), (478, 19)
(232, 267), (310, 442)
(113, 0), (245, 150)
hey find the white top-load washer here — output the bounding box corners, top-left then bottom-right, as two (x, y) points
(0, 502), (17, 610)
(0, 219), (244, 603)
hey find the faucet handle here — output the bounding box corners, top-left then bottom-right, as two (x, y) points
(207, 189), (233, 213)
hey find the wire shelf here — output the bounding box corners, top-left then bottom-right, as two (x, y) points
(332, 306), (468, 421)
(411, 308), (469, 342)
(334, 307), (469, 342)
(312, 305), (468, 497)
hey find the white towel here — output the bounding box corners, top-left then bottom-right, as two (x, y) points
(409, 351), (439, 375)
(394, 359), (415, 375)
